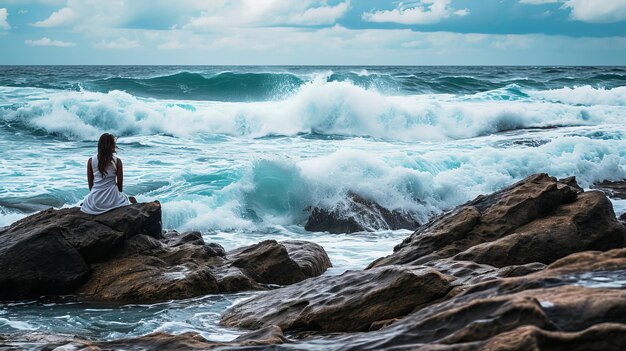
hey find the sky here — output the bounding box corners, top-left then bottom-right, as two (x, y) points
(0, 0), (625, 65)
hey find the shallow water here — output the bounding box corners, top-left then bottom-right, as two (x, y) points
(0, 66), (625, 343)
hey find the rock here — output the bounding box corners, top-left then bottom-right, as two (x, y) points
(228, 240), (332, 285)
(0, 203), (331, 302)
(593, 179), (626, 199)
(163, 230), (205, 247)
(96, 326), (288, 350)
(2, 326), (288, 350)
(220, 265), (453, 332)
(337, 284), (626, 351)
(0, 202), (161, 300)
(473, 323), (626, 351)
(77, 238), (330, 302)
(369, 174), (626, 269)
(305, 192), (419, 233)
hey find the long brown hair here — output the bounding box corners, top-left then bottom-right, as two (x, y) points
(97, 133), (117, 176)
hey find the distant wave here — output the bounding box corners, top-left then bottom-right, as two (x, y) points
(84, 72), (305, 102)
(2, 68), (625, 101)
(1, 81), (625, 141)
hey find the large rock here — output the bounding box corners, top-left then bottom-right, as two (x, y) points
(221, 265), (453, 332)
(79, 237), (332, 302)
(593, 179), (626, 199)
(370, 174), (626, 269)
(1, 326), (288, 350)
(0, 202), (162, 300)
(0, 203), (331, 302)
(305, 192), (419, 233)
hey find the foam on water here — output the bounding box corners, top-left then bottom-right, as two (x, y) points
(2, 81), (625, 142)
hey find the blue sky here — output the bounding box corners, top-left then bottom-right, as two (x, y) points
(0, 0), (625, 65)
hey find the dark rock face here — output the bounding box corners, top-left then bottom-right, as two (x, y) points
(336, 247), (626, 351)
(221, 265), (453, 332)
(0, 203), (331, 302)
(369, 173), (626, 268)
(593, 179), (626, 199)
(2, 326), (288, 350)
(305, 192), (419, 233)
(0, 202), (161, 300)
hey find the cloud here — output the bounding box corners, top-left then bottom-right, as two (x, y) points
(362, 0), (469, 25)
(520, 0), (626, 23)
(95, 37), (140, 49)
(158, 40), (184, 50)
(0, 8), (10, 30)
(25, 37), (76, 47)
(187, 0), (350, 28)
(564, 0), (626, 23)
(32, 7), (78, 27)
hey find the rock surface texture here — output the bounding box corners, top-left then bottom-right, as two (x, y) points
(0, 202), (331, 302)
(220, 174), (626, 350)
(369, 173), (626, 268)
(305, 192), (419, 233)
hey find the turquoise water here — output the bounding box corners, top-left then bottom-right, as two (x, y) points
(0, 66), (625, 342)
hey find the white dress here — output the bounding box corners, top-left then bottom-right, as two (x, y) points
(80, 154), (131, 215)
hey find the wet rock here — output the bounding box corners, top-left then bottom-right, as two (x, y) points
(228, 240), (332, 285)
(0, 202), (161, 300)
(593, 179), (626, 199)
(338, 285), (626, 351)
(2, 326), (288, 350)
(221, 265), (453, 332)
(78, 238), (330, 302)
(370, 173), (626, 269)
(163, 230), (205, 247)
(305, 192), (419, 233)
(0, 202), (331, 302)
(96, 326), (288, 350)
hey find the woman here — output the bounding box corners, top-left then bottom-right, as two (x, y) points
(80, 133), (136, 215)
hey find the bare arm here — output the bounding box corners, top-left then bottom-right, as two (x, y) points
(116, 158), (124, 192)
(87, 158), (94, 190)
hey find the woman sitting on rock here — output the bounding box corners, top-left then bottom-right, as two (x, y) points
(80, 133), (137, 215)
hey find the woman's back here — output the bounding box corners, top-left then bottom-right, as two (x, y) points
(90, 154), (118, 190)
(80, 133), (132, 215)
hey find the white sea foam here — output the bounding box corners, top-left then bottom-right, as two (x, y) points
(2, 81), (625, 142)
(161, 136), (625, 231)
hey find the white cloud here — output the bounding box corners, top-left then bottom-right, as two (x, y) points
(95, 37), (140, 49)
(187, 0), (350, 28)
(25, 37), (76, 47)
(520, 0), (626, 23)
(564, 0), (626, 23)
(362, 0), (469, 25)
(158, 40), (184, 50)
(0, 8), (10, 30)
(32, 7), (78, 27)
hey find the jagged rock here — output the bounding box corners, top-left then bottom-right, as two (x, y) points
(305, 192), (419, 233)
(0, 203), (331, 302)
(228, 240), (332, 285)
(593, 179), (626, 199)
(0, 202), (161, 300)
(220, 265), (453, 332)
(337, 282), (626, 351)
(2, 326), (288, 350)
(77, 238), (330, 302)
(369, 173), (626, 269)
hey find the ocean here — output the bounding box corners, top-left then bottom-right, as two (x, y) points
(0, 65), (625, 341)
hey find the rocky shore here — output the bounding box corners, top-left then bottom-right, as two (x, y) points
(1, 173), (626, 350)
